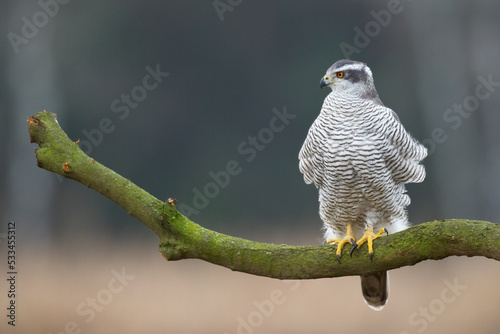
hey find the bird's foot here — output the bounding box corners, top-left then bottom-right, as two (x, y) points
(325, 224), (357, 263)
(355, 227), (388, 261)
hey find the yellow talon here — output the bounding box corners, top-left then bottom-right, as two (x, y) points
(356, 227), (388, 261)
(326, 224), (357, 263)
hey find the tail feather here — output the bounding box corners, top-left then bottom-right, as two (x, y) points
(360, 271), (389, 311)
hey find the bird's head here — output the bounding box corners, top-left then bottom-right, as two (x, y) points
(320, 59), (380, 102)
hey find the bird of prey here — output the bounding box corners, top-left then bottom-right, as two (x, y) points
(298, 59), (427, 310)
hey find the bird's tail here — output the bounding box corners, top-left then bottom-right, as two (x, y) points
(360, 271), (389, 311)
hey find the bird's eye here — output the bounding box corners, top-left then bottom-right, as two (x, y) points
(336, 72), (344, 78)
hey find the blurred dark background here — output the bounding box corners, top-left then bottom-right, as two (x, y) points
(1, 1), (500, 333)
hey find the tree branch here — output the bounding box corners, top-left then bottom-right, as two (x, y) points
(27, 111), (500, 279)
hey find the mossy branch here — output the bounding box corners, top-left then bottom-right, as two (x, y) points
(27, 111), (500, 279)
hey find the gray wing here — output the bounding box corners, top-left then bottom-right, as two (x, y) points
(298, 118), (326, 189)
(350, 105), (427, 211)
(380, 106), (427, 184)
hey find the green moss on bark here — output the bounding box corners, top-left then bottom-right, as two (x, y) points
(28, 111), (500, 280)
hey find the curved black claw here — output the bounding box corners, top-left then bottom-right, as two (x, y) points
(383, 228), (389, 236)
(349, 238), (358, 257)
(336, 254), (341, 264)
(369, 252), (373, 262)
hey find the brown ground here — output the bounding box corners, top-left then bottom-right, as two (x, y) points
(2, 233), (499, 334)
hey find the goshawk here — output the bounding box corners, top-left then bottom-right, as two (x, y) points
(299, 59), (427, 310)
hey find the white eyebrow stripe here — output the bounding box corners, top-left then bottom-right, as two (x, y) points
(335, 63), (365, 71)
(334, 63), (373, 78)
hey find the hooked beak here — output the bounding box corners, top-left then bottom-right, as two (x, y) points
(320, 76), (330, 89)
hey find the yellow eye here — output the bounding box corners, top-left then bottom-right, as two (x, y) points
(336, 72), (344, 78)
